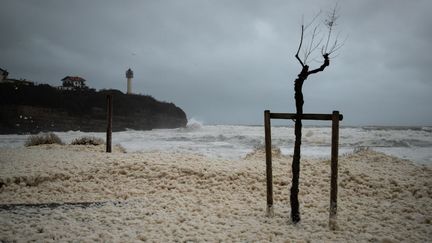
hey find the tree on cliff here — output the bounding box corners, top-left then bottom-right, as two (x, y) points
(290, 6), (344, 223)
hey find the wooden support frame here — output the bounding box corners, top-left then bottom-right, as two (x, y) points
(264, 110), (342, 229)
(106, 94), (113, 153)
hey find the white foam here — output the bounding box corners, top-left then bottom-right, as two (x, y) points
(0, 146), (431, 241)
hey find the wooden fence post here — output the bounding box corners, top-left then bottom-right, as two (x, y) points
(329, 110), (339, 230)
(106, 94), (112, 153)
(264, 110), (274, 216)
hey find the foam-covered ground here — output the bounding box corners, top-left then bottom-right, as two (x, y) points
(0, 145), (431, 242)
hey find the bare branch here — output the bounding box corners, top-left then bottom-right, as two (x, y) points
(304, 25), (317, 63)
(329, 52), (341, 59)
(295, 25), (305, 67)
(295, 4), (344, 68)
(323, 4), (339, 54)
(328, 32), (348, 57)
(307, 54), (330, 75)
(304, 25), (323, 64)
(302, 49), (308, 64)
(304, 10), (322, 30)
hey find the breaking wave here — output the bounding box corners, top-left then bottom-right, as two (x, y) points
(183, 118), (203, 131)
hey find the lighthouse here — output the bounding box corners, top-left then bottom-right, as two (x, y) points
(126, 68), (133, 94)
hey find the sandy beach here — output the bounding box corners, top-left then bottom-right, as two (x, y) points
(0, 145), (431, 242)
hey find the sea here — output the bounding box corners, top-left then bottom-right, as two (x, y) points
(1, 119), (431, 164)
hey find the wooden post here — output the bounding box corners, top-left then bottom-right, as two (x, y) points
(329, 110), (339, 230)
(264, 110), (274, 216)
(106, 94), (112, 153)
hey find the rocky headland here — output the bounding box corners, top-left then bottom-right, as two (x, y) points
(0, 83), (187, 134)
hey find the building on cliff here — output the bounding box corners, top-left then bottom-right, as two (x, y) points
(0, 68), (33, 86)
(0, 68), (9, 81)
(59, 76), (88, 90)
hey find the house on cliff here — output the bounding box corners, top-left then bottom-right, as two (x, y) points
(0, 68), (9, 81)
(0, 68), (33, 86)
(59, 76), (88, 90)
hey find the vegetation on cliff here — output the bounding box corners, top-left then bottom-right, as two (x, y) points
(0, 83), (187, 134)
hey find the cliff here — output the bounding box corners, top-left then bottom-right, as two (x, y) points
(0, 83), (187, 134)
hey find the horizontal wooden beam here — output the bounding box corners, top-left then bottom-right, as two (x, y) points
(268, 111), (343, 121)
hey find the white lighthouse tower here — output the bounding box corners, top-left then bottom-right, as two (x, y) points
(126, 68), (133, 94)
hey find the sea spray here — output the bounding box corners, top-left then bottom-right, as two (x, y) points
(183, 118), (203, 131)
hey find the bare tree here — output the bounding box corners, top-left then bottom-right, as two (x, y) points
(290, 6), (344, 223)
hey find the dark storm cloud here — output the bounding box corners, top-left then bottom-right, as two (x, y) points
(1, 0), (431, 125)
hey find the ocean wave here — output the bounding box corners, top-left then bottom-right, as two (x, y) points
(1, 125), (431, 163)
(179, 118), (203, 132)
(421, 126), (432, 133)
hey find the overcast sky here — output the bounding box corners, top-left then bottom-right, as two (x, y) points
(1, 0), (431, 126)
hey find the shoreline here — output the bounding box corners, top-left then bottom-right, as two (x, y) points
(0, 145), (431, 241)
(1, 125), (432, 165)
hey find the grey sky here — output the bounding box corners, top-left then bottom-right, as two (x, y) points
(1, 0), (431, 126)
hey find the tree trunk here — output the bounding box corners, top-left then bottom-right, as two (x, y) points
(291, 66), (308, 223)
